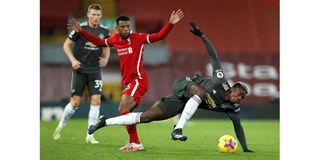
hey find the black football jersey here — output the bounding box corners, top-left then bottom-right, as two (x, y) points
(68, 22), (109, 73)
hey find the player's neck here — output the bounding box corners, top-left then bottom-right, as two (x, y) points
(119, 35), (129, 40)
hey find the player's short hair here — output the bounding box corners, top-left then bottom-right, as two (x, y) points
(232, 81), (249, 94)
(88, 3), (102, 11)
(116, 16), (130, 25)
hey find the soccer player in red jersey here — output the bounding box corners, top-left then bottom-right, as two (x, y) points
(68, 9), (184, 152)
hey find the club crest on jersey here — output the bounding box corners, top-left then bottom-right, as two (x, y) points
(127, 38), (131, 45)
(128, 47), (133, 54)
(99, 33), (104, 39)
(185, 77), (192, 81)
(212, 89), (217, 95)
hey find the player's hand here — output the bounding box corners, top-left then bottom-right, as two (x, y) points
(169, 9), (184, 24)
(244, 149), (254, 153)
(189, 21), (203, 37)
(71, 59), (81, 70)
(67, 18), (82, 32)
(99, 57), (108, 67)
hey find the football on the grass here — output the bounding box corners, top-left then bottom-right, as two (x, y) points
(217, 135), (238, 153)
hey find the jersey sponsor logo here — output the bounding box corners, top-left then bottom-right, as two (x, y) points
(205, 93), (216, 108)
(117, 47), (133, 56)
(84, 42), (99, 50)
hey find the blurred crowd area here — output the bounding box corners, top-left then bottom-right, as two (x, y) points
(40, 0), (279, 118)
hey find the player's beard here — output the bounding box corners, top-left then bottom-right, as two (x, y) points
(120, 32), (130, 39)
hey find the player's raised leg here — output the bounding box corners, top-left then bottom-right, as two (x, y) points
(88, 102), (169, 134)
(53, 96), (80, 140)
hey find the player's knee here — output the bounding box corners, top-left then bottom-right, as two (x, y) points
(119, 107), (130, 115)
(140, 113), (153, 123)
(71, 96), (81, 108)
(197, 88), (206, 101)
(90, 98), (101, 106)
(70, 100), (80, 108)
(190, 85), (206, 100)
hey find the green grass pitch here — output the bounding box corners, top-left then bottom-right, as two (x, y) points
(41, 119), (279, 160)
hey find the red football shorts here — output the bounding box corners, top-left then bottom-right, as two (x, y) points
(122, 78), (149, 107)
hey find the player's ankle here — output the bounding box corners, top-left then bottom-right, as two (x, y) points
(130, 140), (141, 144)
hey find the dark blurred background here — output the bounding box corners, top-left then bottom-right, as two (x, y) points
(40, 0), (279, 121)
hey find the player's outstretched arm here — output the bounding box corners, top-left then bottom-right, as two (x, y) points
(225, 112), (254, 153)
(148, 9), (184, 43)
(189, 22), (222, 71)
(67, 18), (107, 47)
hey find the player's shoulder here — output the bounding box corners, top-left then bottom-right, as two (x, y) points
(131, 32), (147, 39)
(134, 32), (147, 36)
(80, 22), (89, 27)
(99, 24), (109, 30)
(107, 33), (118, 41)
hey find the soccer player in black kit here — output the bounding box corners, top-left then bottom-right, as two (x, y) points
(53, 4), (110, 144)
(87, 22), (254, 152)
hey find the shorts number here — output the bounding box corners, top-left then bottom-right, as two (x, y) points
(94, 80), (103, 91)
(124, 84), (131, 91)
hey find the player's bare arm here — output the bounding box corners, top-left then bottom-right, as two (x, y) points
(63, 38), (81, 70)
(99, 47), (110, 67)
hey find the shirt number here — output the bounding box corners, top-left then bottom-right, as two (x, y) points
(94, 80), (103, 91)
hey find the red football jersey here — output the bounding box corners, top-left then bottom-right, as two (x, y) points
(79, 23), (173, 84)
(105, 33), (150, 84)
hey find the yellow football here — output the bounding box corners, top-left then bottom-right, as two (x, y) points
(217, 135), (238, 153)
